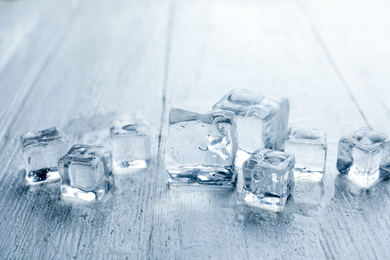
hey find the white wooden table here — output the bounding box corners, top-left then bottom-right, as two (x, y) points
(1, 0), (390, 259)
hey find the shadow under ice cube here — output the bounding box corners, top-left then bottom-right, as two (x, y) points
(241, 149), (295, 212)
(59, 145), (114, 201)
(285, 128), (327, 182)
(165, 109), (238, 187)
(110, 120), (151, 170)
(212, 89), (289, 152)
(337, 128), (390, 188)
(20, 127), (68, 185)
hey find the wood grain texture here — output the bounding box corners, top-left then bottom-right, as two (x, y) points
(0, 0), (389, 259)
(300, 0), (390, 133)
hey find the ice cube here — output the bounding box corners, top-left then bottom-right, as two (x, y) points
(20, 127), (68, 185)
(58, 144), (114, 201)
(110, 120), (151, 170)
(240, 149), (295, 212)
(284, 128), (327, 182)
(212, 89), (289, 152)
(337, 128), (390, 188)
(165, 109), (238, 187)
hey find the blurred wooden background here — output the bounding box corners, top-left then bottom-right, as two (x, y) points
(1, 0), (390, 259)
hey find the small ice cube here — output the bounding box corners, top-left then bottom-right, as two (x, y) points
(20, 127), (68, 185)
(240, 149), (295, 212)
(285, 128), (327, 182)
(110, 120), (151, 170)
(337, 128), (390, 188)
(212, 89), (289, 152)
(58, 145), (114, 201)
(165, 109), (238, 187)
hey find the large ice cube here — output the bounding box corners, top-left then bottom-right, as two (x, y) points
(285, 128), (327, 182)
(59, 145), (114, 201)
(240, 149), (295, 212)
(212, 89), (289, 152)
(110, 120), (151, 170)
(20, 127), (68, 185)
(337, 128), (390, 188)
(165, 109), (238, 187)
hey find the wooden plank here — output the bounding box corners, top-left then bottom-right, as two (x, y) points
(0, 0), (169, 259)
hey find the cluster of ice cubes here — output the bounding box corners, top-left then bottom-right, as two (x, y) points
(20, 89), (389, 210)
(165, 89), (329, 212)
(20, 120), (151, 202)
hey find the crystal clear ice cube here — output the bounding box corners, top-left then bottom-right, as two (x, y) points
(240, 149), (295, 212)
(20, 127), (68, 185)
(59, 145), (114, 201)
(285, 128), (327, 182)
(212, 89), (289, 152)
(165, 109), (238, 187)
(110, 120), (151, 170)
(337, 128), (390, 188)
